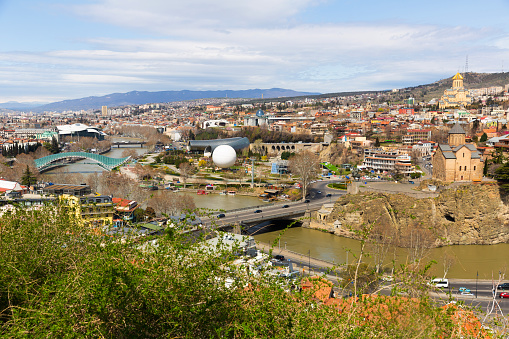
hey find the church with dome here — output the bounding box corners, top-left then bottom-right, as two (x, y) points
(432, 123), (483, 182)
(244, 109), (269, 127)
(438, 73), (472, 109)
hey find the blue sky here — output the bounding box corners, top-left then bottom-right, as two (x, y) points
(1, 0), (509, 103)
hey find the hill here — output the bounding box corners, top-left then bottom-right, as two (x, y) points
(31, 88), (320, 112)
(396, 72), (509, 103)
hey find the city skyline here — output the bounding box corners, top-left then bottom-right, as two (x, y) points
(1, 0), (509, 103)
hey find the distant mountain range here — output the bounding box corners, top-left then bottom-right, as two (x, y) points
(23, 88), (320, 112)
(0, 101), (50, 110)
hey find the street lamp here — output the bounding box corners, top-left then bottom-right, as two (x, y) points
(476, 271), (478, 298)
(308, 249), (311, 276)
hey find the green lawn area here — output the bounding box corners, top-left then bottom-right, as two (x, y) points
(328, 183), (347, 190)
(321, 163), (340, 174)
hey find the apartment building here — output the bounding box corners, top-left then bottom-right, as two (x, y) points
(361, 148), (414, 174)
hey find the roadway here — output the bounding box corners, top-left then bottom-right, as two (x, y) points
(202, 179), (347, 228)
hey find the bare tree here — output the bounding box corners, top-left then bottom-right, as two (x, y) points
(86, 172), (101, 192)
(121, 149), (138, 159)
(368, 223), (395, 274)
(288, 151), (320, 200)
(179, 162), (194, 189)
(431, 128), (448, 144)
(149, 191), (196, 217)
(442, 250), (456, 279)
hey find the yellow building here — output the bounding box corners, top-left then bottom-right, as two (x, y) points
(438, 73), (472, 109)
(60, 194), (114, 226)
(432, 123), (483, 182)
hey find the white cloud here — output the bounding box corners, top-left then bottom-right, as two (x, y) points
(72, 0), (318, 32)
(3, 0), (509, 101)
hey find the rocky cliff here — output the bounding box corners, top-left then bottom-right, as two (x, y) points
(324, 183), (509, 247)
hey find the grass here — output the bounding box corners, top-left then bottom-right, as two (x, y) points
(328, 183), (347, 190)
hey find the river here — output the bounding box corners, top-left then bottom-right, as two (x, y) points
(253, 225), (509, 280)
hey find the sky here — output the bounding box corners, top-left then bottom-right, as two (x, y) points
(1, 0), (509, 103)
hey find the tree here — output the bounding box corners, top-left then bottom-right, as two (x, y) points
(495, 161), (509, 192)
(178, 162), (194, 189)
(149, 191), (195, 217)
(44, 136), (60, 154)
(288, 151), (320, 200)
(121, 149), (138, 159)
(374, 137), (381, 147)
(472, 119), (480, 133)
(21, 165), (37, 187)
(480, 132), (488, 142)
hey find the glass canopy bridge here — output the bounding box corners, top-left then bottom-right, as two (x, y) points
(34, 152), (131, 172)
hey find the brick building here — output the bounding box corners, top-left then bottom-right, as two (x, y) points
(432, 123), (483, 182)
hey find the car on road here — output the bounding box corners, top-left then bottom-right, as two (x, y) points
(304, 199), (310, 203)
(459, 287), (471, 293)
(254, 209), (262, 213)
(217, 213), (226, 218)
(325, 193), (332, 197)
(429, 278), (449, 288)
(500, 292), (509, 298)
(274, 255), (285, 261)
(317, 191), (322, 194)
(282, 205), (290, 208)
(461, 291), (474, 296)
(497, 283), (509, 290)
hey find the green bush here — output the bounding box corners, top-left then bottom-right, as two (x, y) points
(0, 206), (483, 338)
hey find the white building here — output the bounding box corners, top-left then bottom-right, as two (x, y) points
(361, 149), (414, 174)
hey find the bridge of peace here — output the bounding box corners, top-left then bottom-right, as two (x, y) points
(34, 152), (131, 172)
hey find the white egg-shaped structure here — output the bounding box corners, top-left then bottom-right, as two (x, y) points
(212, 145), (237, 168)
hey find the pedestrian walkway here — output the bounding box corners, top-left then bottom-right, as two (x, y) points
(256, 241), (339, 271)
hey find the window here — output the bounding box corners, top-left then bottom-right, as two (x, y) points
(459, 166), (461, 171)
(474, 166), (476, 171)
(463, 153), (465, 158)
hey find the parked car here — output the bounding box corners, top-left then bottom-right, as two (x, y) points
(254, 209), (262, 213)
(274, 255), (285, 261)
(500, 292), (509, 298)
(217, 213), (226, 218)
(282, 205), (290, 208)
(304, 199), (310, 203)
(497, 283), (509, 290)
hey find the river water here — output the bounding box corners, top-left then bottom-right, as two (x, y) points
(41, 141), (509, 279)
(253, 225), (509, 280)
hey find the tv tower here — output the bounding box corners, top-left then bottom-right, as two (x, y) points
(465, 55), (468, 73)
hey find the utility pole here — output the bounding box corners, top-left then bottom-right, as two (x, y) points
(250, 157), (255, 188)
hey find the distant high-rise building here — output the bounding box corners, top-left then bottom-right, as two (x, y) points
(102, 106), (108, 116)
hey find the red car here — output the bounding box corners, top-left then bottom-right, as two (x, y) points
(499, 292), (509, 298)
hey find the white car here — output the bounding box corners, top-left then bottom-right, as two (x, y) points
(430, 278), (449, 288)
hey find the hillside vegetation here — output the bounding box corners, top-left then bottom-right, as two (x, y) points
(0, 206), (494, 338)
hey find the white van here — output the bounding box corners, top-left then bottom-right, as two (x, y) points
(430, 278), (449, 288)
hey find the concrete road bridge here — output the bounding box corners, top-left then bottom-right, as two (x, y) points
(34, 152), (131, 172)
(201, 182), (347, 234)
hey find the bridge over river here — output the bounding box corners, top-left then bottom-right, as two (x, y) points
(34, 152), (131, 172)
(200, 189), (347, 234)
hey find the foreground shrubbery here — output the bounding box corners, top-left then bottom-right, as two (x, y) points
(0, 206), (492, 338)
